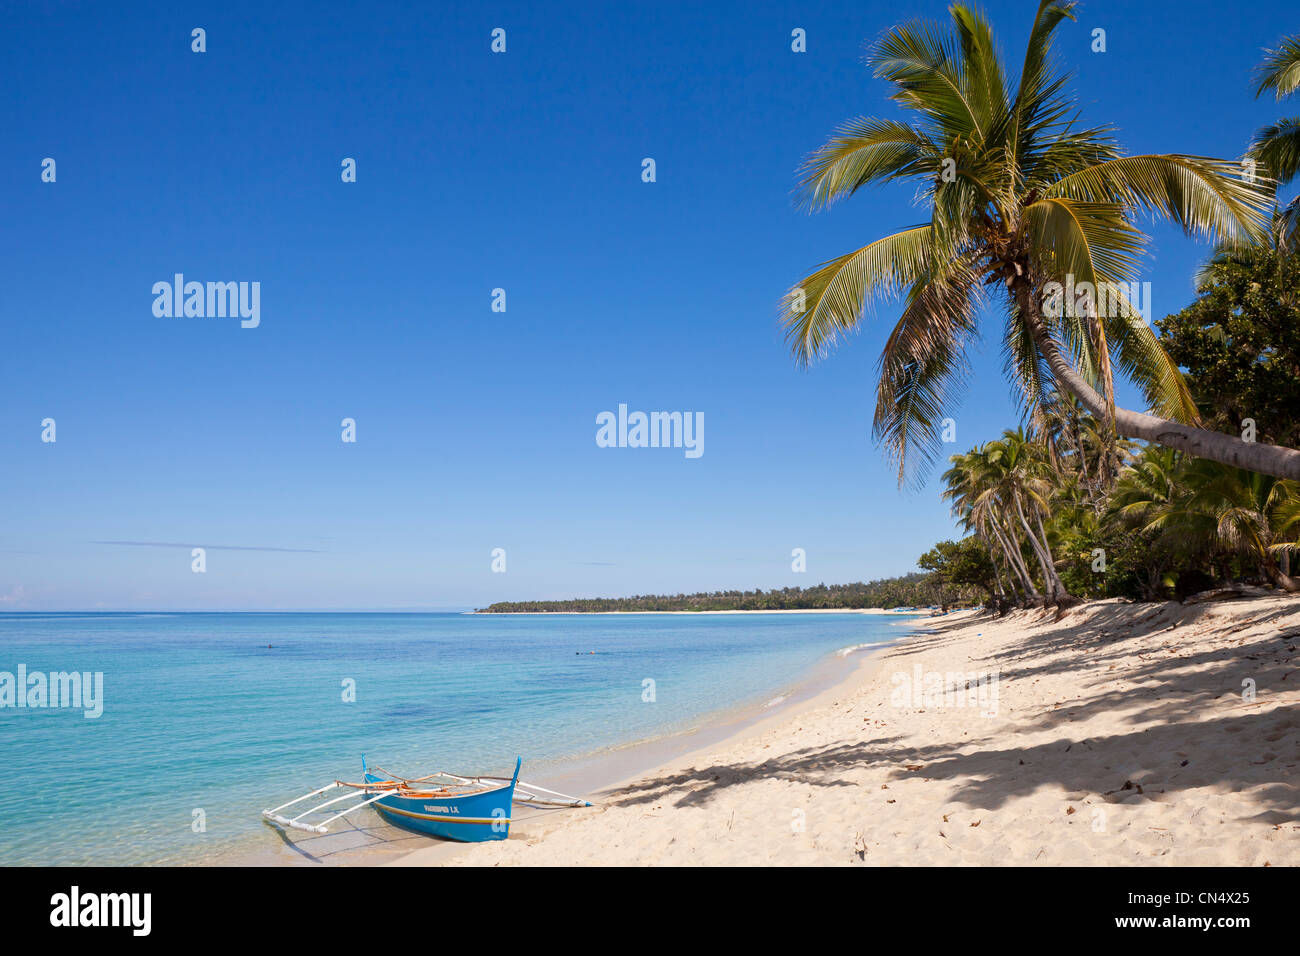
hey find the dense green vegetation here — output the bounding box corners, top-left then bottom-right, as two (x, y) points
(477, 576), (941, 613)
(935, 396), (1300, 612)
(1157, 242), (1300, 447)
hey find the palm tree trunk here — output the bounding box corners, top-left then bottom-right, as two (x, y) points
(989, 540), (1024, 604)
(1016, 283), (1300, 480)
(993, 528), (1034, 600)
(1011, 497), (1056, 598)
(989, 559), (1017, 614)
(990, 517), (1040, 603)
(998, 548), (1028, 605)
(1264, 553), (1300, 592)
(1033, 511), (1075, 601)
(1012, 495), (1073, 604)
(1072, 420), (1100, 508)
(1009, 540), (1041, 602)
(990, 553), (1008, 598)
(1021, 525), (1058, 602)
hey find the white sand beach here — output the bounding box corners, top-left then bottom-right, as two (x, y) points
(396, 596), (1300, 866)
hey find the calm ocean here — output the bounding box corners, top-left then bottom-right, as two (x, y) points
(0, 611), (909, 865)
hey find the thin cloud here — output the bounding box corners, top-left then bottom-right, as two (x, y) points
(92, 540), (325, 553)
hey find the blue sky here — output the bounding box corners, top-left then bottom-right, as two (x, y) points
(2, 0), (1294, 610)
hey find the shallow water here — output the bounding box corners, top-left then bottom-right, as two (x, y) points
(0, 611), (906, 864)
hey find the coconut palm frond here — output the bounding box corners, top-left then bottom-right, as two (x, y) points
(782, 225), (934, 365)
(783, 5), (1300, 485)
(1249, 36), (1300, 261)
(1020, 127), (1118, 192)
(1003, 306), (1051, 416)
(1255, 34), (1300, 100)
(949, 3), (1009, 137)
(1101, 303), (1200, 425)
(1023, 196), (1145, 284)
(869, 19), (982, 142)
(1250, 117), (1300, 186)
(795, 119), (943, 210)
(1046, 154), (1273, 248)
(874, 268), (980, 487)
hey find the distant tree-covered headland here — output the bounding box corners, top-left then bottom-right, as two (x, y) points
(476, 575), (945, 613)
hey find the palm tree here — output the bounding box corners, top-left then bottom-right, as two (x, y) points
(944, 448), (1041, 605)
(1251, 32), (1300, 248)
(943, 431), (1073, 606)
(1111, 448), (1300, 592)
(1110, 445), (1182, 530)
(984, 430), (1073, 604)
(1151, 459), (1300, 592)
(1033, 391), (1136, 509)
(781, 2), (1300, 484)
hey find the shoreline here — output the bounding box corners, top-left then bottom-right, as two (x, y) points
(425, 595), (1300, 866)
(233, 616), (921, 867)
(387, 618), (923, 866)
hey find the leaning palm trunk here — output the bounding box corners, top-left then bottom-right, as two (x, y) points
(1015, 284), (1300, 480)
(990, 535), (1030, 604)
(1012, 495), (1068, 604)
(1008, 494), (1054, 601)
(990, 514), (1040, 604)
(987, 548), (1012, 603)
(1007, 533), (1043, 603)
(1070, 422), (1103, 511)
(1000, 548), (1034, 606)
(1265, 554), (1300, 592)
(994, 546), (1028, 605)
(1033, 511), (1075, 603)
(990, 565), (1016, 615)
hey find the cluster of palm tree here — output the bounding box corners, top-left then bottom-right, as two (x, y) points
(1112, 450), (1300, 594)
(940, 401), (1300, 609)
(943, 429), (1074, 608)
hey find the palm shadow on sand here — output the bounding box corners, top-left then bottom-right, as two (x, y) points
(602, 600), (1300, 822)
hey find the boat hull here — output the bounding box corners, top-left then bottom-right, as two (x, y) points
(364, 767), (517, 843)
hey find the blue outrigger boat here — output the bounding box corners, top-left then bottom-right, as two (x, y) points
(361, 758), (520, 842)
(262, 757), (591, 844)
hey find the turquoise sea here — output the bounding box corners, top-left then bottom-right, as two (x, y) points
(0, 611), (908, 865)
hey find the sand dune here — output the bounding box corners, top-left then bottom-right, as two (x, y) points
(421, 596), (1300, 866)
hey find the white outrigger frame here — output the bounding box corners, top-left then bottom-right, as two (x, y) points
(261, 768), (592, 836)
(262, 781), (393, 835)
